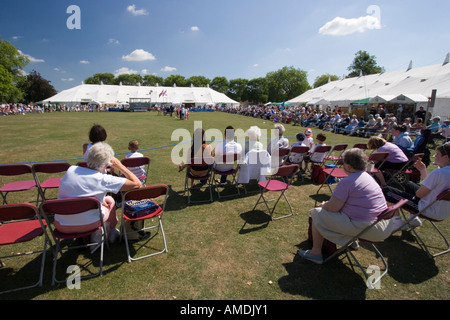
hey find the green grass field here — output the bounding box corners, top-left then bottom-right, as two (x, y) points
(0, 110), (449, 301)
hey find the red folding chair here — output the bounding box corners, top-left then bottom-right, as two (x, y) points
(287, 145), (310, 182)
(212, 153), (241, 199)
(184, 157), (214, 204)
(309, 145), (333, 167)
(353, 143), (368, 151)
(39, 197), (106, 285)
(324, 144), (348, 163)
(366, 152), (390, 175)
(121, 185), (169, 262)
(76, 161), (88, 168)
(0, 164), (37, 205)
(0, 203), (48, 294)
(121, 156), (150, 186)
(252, 164), (299, 220)
(322, 199), (409, 289)
(400, 189), (450, 258)
(32, 162), (71, 205)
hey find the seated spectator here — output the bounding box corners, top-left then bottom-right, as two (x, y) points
(304, 128), (314, 150)
(56, 142), (142, 247)
(428, 116), (441, 133)
(124, 140), (146, 181)
(343, 115), (358, 135)
(410, 117), (424, 133)
(391, 125), (414, 157)
(304, 133), (327, 172)
(298, 148), (395, 264)
(267, 124), (289, 167)
(411, 128), (431, 166)
(367, 136), (410, 186)
(179, 128), (213, 188)
(285, 132), (307, 170)
(383, 143), (450, 232)
(214, 126), (243, 185)
(83, 124), (107, 162)
(351, 117), (366, 136)
(365, 117), (383, 137)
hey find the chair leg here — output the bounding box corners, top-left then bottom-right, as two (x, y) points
(410, 221), (450, 258)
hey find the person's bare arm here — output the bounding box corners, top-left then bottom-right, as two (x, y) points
(109, 157), (142, 191)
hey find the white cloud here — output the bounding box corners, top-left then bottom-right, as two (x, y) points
(190, 26), (199, 31)
(12, 35), (21, 40)
(122, 49), (156, 61)
(108, 38), (120, 45)
(61, 78), (74, 82)
(319, 15), (381, 36)
(160, 66), (176, 72)
(114, 67), (138, 76)
(18, 50), (45, 63)
(80, 60), (90, 64)
(127, 4), (148, 16)
(141, 69), (149, 75)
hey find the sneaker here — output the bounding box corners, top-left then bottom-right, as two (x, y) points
(391, 217), (406, 234)
(401, 216), (422, 231)
(108, 228), (120, 244)
(297, 249), (323, 264)
(350, 241), (359, 251)
(89, 229), (103, 254)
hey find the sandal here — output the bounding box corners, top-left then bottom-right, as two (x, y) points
(297, 249), (323, 264)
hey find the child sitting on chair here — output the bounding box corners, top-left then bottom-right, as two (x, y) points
(124, 140), (146, 181)
(304, 133), (327, 172)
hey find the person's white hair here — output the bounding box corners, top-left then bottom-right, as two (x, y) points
(274, 123), (285, 136)
(248, 126), (261, 141)
(87, 142), (115, 171)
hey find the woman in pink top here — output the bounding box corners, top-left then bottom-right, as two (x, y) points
(298, 148), (395, 264)
(368, 136), (409, 186)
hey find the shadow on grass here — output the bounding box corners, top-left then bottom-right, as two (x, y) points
(239, 210), (271, 234)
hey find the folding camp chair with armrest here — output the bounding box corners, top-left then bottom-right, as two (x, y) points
(252, 164), (299, 220)
(322, 199), (408, 289)
(32, 162), (71, 205)
(384, 153), (424, 189)
(121, 184), (169, 262)
(39, 197), (106, 285)
(399, 188), (450, 258)
(0, 203), (48, 294)
(0, 164), (37, 205)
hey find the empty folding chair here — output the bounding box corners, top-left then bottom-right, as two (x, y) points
(0, 203), (48, 294)
(323, 199), (408, 289)
(324, 144), (348, 163)
(39, 197), (106, 285)
(121, 156), (150, 186)
(0, 164), (37, 205)
(212, 153), (241, 199)
(400, 189), (450, 258)
(252, 164), (299, 220)
(184, 157), (214, 204)
(121, 185), (169, 262)
(353, 143), (368, 151)
(32, 162), (71, 205)
(316, 165), (348, 196)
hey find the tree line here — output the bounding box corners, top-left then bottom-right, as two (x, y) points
(1, 35), (382, 104)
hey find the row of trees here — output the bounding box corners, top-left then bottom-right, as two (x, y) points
(1, 34), (383, 104)
(0, 38), (57, 103)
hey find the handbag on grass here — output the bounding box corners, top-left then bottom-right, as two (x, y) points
(124, 199), (159, 218)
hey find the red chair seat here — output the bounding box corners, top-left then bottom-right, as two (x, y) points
(0, 220), (45, 245)
(0, 180), (36, 192)
(323, 167), (348, 178)
(40, 177), (62, 189)
(258, 179), (289, 192)
(52, 226), (102, 240)
(123, 206), (163, 220)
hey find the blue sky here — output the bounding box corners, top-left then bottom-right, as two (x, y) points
(1, 0), (450, 92)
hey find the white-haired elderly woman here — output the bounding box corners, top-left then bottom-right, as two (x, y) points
(267, 124), (289, 167)
(56, 142), (142, 244)
(298, 148), (396, 264)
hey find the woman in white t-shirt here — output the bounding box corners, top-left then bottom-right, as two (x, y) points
(57, 142), (142, 243)
(383, 143), (450, 231)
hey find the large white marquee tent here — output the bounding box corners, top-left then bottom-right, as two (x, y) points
(287, 55), (450, 119)
(39, 83), (239, 108)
